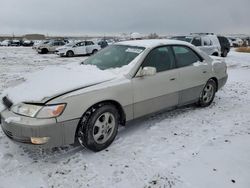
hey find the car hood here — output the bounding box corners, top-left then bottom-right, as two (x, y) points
(1, 63), (117, 108)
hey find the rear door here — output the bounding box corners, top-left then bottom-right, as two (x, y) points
(85, 41), (95, 54)
(132, 46), (179, 118)
(199, 36), (214, 55)
(172, 45), (210, 105)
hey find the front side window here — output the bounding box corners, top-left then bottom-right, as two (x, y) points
(84, 45), (145, 70)
(173, 46), (201, 68)
(76, 42), (84, 47)
(142, 46), (175, 72)
(53, 42), (59, 46)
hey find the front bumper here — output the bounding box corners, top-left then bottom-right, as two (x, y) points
(0, 109), (79, 148)
(218, 75), (228, 90)
(55, 51), (66, 56)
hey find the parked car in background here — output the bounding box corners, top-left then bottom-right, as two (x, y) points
(56, 41), (101, 57)
(0, 40), (11, 46)
(23, 40), (34, 47)
(98, 40), (108, 48)
(37, 40), (65, 54)
(10, 40), (21, 46)
(171, 34), (221, 56)
(106, 39), (116, 45)
(228, 37), (243, 47)
(1, 39), (228, 151)
(217, 36), (230, 57)
(33, 40), (50, 50)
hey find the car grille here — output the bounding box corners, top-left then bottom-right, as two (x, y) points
(2, 127), (13, 137)
(2, 127), (31, 143)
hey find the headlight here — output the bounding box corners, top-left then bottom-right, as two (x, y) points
(12, 103), (66, 118)
(36, 104), (66, 118)
(12, 103), (42, 117)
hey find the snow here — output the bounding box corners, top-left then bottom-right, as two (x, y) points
(1, 64), (116, 107)
(117, 39), (192, 48)
(0, 47), (250, 188)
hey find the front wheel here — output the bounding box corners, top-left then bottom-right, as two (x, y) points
(66, 50), (74, 57)
(198, 79), (217, 107)
(77, 104), (119, 152)
(221, 49), (228, 57)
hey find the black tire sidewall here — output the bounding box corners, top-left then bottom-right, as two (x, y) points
(42, 48), (48, 54)
(79, 104), (119, 152)
(222, 49), (228, 57)
(67, 51), (74, 57)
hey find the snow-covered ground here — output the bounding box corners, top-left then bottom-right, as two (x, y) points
(0, 47), (250, 188)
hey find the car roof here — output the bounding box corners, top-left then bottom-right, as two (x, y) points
(117, 39), (192, 49)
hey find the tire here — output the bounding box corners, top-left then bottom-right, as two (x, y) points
(197, 79), (217, 107)
(41, 48), (48, 54)
(77, 104), (119, 152)
(221, 49), (228, 57)
(92, 49), (98, 55)
(212, 52), (218, 56)
(66, 50), (74, 57)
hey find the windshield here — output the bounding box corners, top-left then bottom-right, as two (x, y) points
(83, 45), (145, 70)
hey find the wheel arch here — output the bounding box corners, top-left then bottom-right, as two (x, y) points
(75, 99), (126, 138)
(209, 77), (218, 91)
(42, 48), (48, 53)
(212, 52), (219, 56)
(66, 50), (74, 56)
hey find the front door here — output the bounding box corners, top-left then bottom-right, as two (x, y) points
(74, 42), (86, 55)
(132, 46), (179, 118)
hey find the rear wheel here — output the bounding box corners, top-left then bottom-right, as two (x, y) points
(198, 79), (217, 107)
(221, 49), (228, 57)
(77, 104), (119, 152)
(212, 52), (218, 56)
(66, 50), (74, 57)
(92, 49), (98, 55)
(41, 48), (48, 54)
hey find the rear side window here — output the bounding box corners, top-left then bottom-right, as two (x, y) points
(173, 46), (201, 68)
(192, 37), (202, 46)
(86, 41), (94, 46)
(142, 46), (175, 72)
(203, 37), (212, 46)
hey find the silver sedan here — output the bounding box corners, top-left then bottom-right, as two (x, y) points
(0, 39), (228, 151)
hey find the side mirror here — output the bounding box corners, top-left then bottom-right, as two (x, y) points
(140, 66), (156, 77)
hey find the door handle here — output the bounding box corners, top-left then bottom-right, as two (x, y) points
(202, 71), (207, 73)
(170, 78), (176, 81)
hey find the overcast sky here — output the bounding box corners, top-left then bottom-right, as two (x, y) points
(0, 0), (249, 36)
